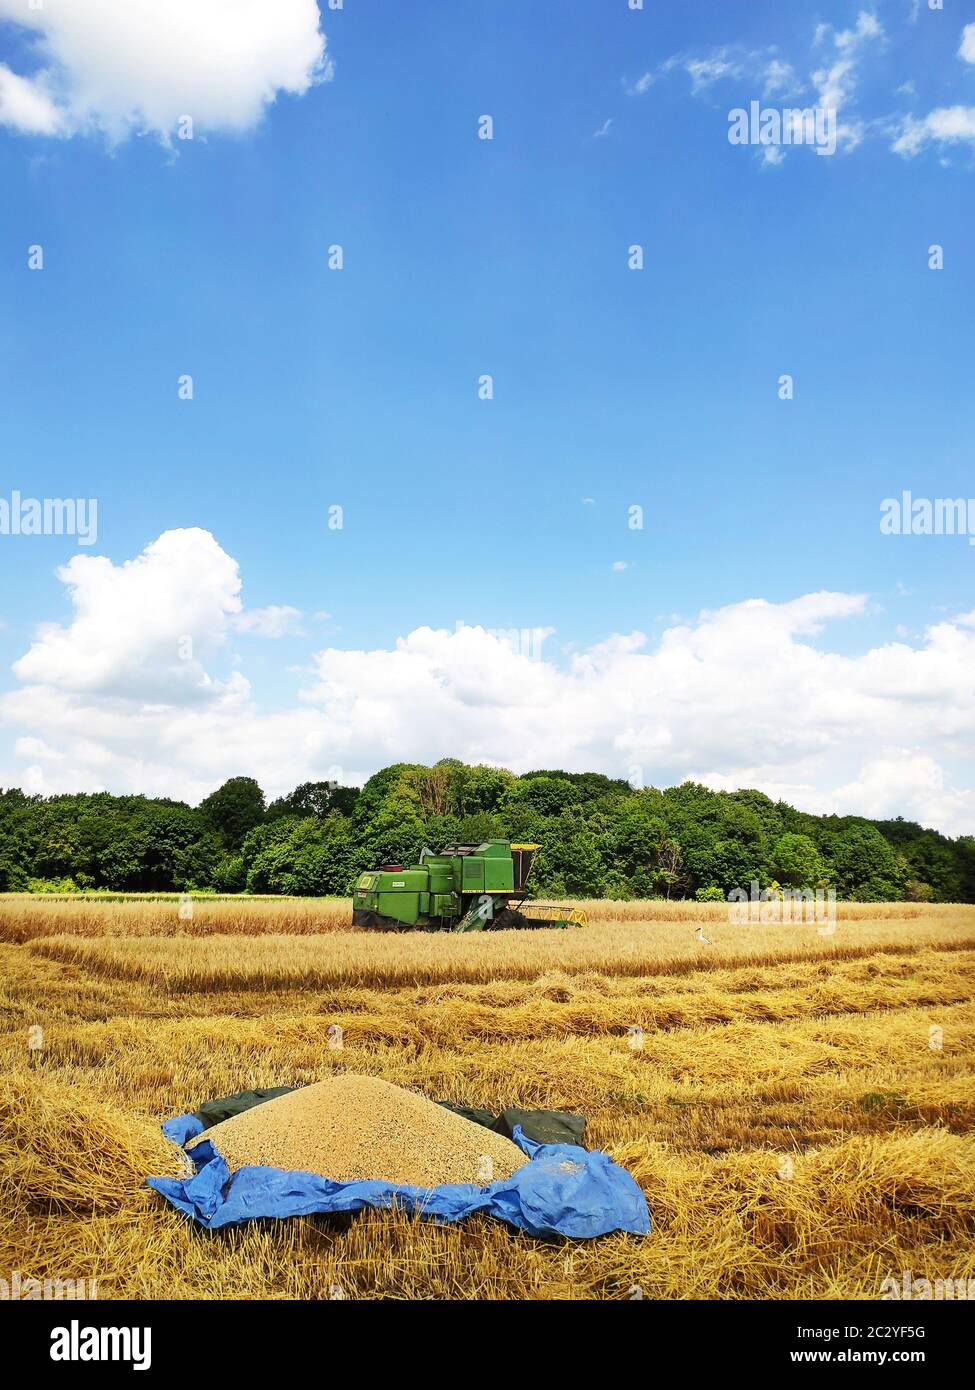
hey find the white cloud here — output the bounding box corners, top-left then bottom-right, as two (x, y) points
(625, 71), (655, 97)
(611, 561), (628, 571)
(960, 24), (975, 65)
(889, 15), (975, 159)
(0, 0), (329, 142)
(14, 736), (63, 761)
(813, 57), (857, 114)
(3, 532), (975, 833)
(763, 59), (798, 97)
(628, 12), (954, 165)
(834, 751), (975, 831)
(12, 528), (248, 700)
(834, 11), (883, 51)
(0, 62), (64, 134)
(892, 105), (975, 156)
(807, 13), (882, 152)
(231, 605), (304, 638)
(686, 55), (739, 93)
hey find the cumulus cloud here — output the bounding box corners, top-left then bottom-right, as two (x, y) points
(0, 0), (329, 142)
(892, 105), (975, 156)
(833, 751), (975, 830)
(2, 531), (975, 832)
(12, 528), (245, 700)
(9, 530), (303, 704)
(890, 23), (975, 156)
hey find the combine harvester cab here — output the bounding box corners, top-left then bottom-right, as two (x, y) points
(352, 840), (587, 932)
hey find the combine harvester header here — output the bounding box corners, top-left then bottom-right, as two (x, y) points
(352, 839), (588, 932)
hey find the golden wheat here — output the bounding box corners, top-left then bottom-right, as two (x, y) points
(1, 901), (972, 1300)
(27, 913), (975, 992)
(0, 893), (955, 944)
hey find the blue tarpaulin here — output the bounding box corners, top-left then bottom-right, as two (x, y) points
(148, 1112), (650, 1240)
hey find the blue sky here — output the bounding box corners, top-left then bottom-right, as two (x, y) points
(0, 1), (973, 832)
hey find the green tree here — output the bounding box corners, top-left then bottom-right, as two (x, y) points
(267, 781), (359, 821)
(770, 833), (826, 889)
(826, 824), (904, 900)
(1, 760), (973, 904)
(507, 776), (579, 817)
(199, 777), (266, 850)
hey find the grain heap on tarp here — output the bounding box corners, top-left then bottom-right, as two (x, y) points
(187, 1074), (525, 1187)
(150, 1076), (652, 1237)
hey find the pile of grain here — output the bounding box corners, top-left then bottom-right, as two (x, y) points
(188, 1075), (526, 1188)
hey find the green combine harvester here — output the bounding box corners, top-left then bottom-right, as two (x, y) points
(352, 840), (588, 932)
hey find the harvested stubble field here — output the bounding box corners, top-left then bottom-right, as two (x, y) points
(1, 897), (973, 1300)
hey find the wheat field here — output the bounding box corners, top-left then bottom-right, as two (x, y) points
(1, 898), (973, 1300)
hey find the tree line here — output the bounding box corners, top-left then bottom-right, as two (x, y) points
(1, 759), (973, 902)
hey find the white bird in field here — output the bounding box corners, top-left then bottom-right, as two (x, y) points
(694, 926), (713, 945)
